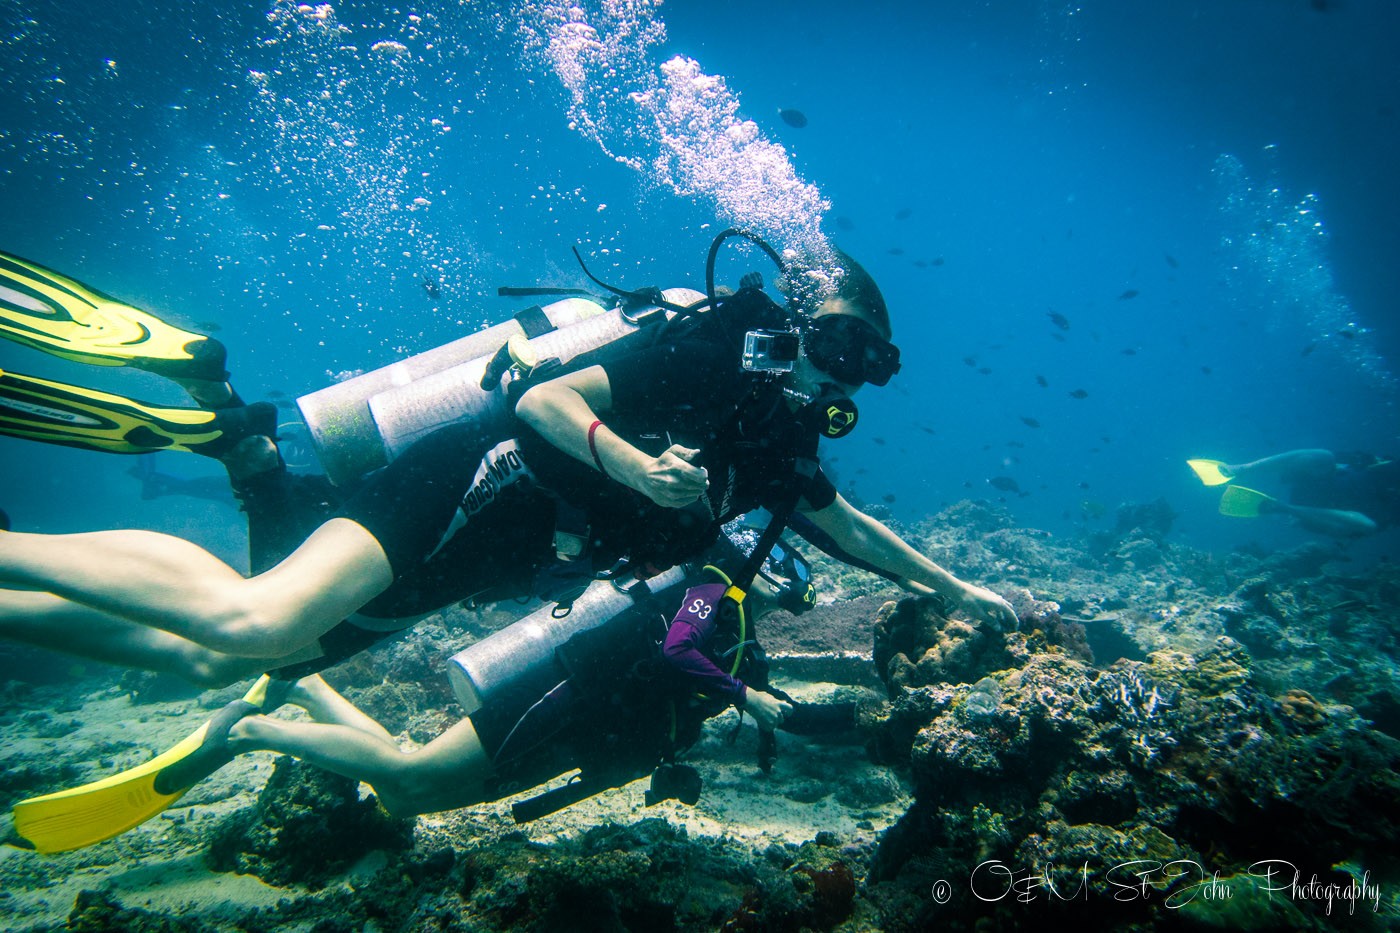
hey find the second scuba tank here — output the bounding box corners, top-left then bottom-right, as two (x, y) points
(446, 564), (689, 715)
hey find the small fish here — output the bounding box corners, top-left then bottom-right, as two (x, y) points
(1046, 311), (1070, 331)
(977, 366), (993, 375)
(1078, 481), (1090, 489)
(1020, 416), (1041, 429)
(1301, 343), (1317, 357)
(1069, 389), (1089, 399)
(963, 356), (978, 367)
(1117, 289), (1139, 301)
(1006, 441), (1025, 449)
(1164, 253), (1179, 269)
(888, 247), (905, 256)
(895, 208), (913, 220)
(422, 278), (441, 299)
(1201, 366), (1212, 375)
(1121, 347), (1137, 356)
(266, 390), (287, 399)
(931, 257), (945, 266)
(988, 476), (1021, 493)
(882, 493), (897, 504)
(915, 423), (936, 435)
(1035, 374), (1048, 388)
(835, 216), (856, 231)
(1338, 328), (1357, 340)
(1049, 332), (1066, 343)
(872, 437), (887, 446)
(778, 108), (808, 128)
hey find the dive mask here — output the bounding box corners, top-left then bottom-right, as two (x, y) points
(802, 315), (901, 387)
(759, 538), (817, 615)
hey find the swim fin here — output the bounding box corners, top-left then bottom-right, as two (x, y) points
(1218, 485), (1277, 518)
(0, 250), (227, 381)
(1187, 459), (1235, 486)
(10, 676), (283, 854)
(0, 368), (274, 457)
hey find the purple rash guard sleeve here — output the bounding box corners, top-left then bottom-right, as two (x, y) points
(661, 583), (747, 706)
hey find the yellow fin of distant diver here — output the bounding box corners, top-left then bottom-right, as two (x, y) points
(0, 249), (227, 381)
(11, 676), (273, 854)
(1218, 485), (1277, 519)
(1187, 459), (1234, 486)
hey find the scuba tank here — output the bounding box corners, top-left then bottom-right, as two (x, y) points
(296, 289), (703, 486)
(446, 563), (691, 715)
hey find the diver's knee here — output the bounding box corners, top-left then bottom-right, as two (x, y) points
(182, 650), (257, 689)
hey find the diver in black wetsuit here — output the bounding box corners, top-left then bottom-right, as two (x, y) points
(1, 242), (1015, 698)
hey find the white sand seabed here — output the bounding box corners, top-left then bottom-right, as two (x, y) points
(2, 670), (902, 928)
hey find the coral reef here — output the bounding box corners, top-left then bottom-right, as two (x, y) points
(206, 756), (414, 887)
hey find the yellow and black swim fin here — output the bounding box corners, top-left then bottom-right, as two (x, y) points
(1218, 485), (1278, 518)
(1187, 459), (1235, 486)
(0, 368), (274, 457)
(11, 676), (281, 854)
(0, 250), (227, 382)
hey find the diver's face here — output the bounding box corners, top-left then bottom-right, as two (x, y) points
(789, 297), (892, 398)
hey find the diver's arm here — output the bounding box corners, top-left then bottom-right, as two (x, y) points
(515, 365), (708, 507)
(802, 493), (1016, 629)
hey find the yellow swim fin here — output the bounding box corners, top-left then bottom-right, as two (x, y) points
(11, 676), (275, 854)
(1187, 459), (1235, 486)
(0, 368), (274, 457)
(0, 250), (227, 381)
(1218, 485), (1278, 519)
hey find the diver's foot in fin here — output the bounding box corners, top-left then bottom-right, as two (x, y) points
(0, 250), (229, 381)
(1187, 459), (1235, 486)
(1218, 485), (1277, 518)
(10, 675), (279, 853)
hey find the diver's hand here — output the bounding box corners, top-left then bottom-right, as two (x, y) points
(635, 444), (709, 508)
(955, 583), (1018, 632)
(743, 688), (793, 731)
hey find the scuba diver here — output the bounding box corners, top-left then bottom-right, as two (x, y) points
(1188, 449), (1399, 538)
(0, 237), (1015, 849)
(219, 528), (855, 824)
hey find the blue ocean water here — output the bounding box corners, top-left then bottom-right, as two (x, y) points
(1, 0), (1396, 566)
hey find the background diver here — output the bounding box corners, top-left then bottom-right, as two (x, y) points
(1189, 448), (1399, 538)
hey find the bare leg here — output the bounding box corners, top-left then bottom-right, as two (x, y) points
(0, 590), (330, 686)
(0, 518), (392, 659)
(231, 676), (492, 817)
(1230, 449), (1337, 484)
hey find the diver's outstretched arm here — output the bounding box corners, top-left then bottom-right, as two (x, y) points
(230, 676), (492, 817)
(0, 517), (392, 660)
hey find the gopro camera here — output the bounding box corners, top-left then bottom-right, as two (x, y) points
(742, 329), (800, 374)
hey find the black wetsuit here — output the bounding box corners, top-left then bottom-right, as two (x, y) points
(340, 317), (837, 622)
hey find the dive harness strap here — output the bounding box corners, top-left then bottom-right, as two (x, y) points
(720, 453), (819, 617)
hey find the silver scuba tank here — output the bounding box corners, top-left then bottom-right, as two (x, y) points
(295, 289), (705, 486)
(446, 564), (689, 714)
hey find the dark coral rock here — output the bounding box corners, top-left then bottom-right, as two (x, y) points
(872, 596), (1011, 692)
(67, 889), (215, 932)
(206, 756), (413, 887)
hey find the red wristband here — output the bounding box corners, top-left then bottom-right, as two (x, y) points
(587, 420), (608, 477)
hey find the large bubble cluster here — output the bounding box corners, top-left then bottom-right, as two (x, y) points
(1215, 151), (1395, 402)
(517, 0), (834, 277)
